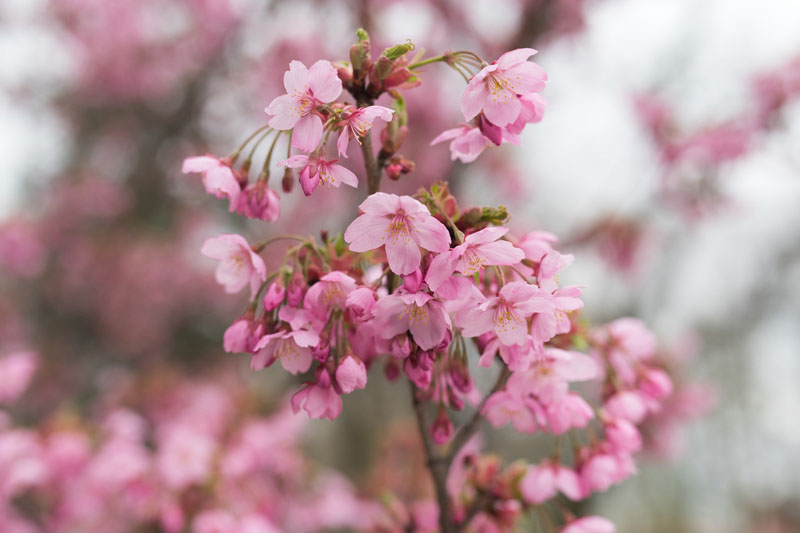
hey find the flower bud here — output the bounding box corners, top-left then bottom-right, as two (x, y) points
(335, 355), (367, 394)
(281, 167), (295, 193)
(263, 280), (285, 311)
(402, 268), (423, 293)
(287, 274), (307, 307)
(430, 406), (453, 445)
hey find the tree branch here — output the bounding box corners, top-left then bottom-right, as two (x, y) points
(409, 381), (455, 533)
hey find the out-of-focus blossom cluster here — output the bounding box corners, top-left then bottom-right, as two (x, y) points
(0, 360), (377, 532)
(634, 55), (800, 219)
(51, 0), (240, 101)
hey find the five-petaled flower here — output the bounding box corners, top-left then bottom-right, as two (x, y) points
(344, 192), (450, 275)
(265, 60), (343, 152)
(201, 234), (267, 297)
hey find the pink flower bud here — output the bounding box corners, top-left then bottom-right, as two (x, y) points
(640, 368), (673, 399)
(287, 274), (306, 307)
(335, 355), (367, 394)
(402, 268), (423, 292)
(604, 391), (648, 423)
(223, 317), (252, 353)
(263, 280), (286, 311)
(604, 418), (642, 453)
(345, 287), (376, 322)
(430, 407), (454, 445)
(237, 182), (280, 222)
(404, 357), (432, 390)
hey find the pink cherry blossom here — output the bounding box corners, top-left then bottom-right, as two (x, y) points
(372, 292), (451, 350)
(182, 155), (241, 212)
(483, 391), (539, 433)
(344, 193), (450, 275)
(263, 280), (286, 311)
(291, 378), (342, 420)
(561, 516), (616, 533)
(430, 124), (490, 163)
(236, 182), (280, 222)
(504, 93), (548, 141)
(459, 281), (554, 346)
(461, 48), (547, 126)
(335, 355), (367, 394)
(426, 226), (524, 290)
(303, 271), (357, 323)
(278, 155), (358, 196)
(223, 316), (264, 354)
(520, 461), (582, 504)
(250, 328), (319, 374)
(265, 60), (342, 152)
(336, 105), (395, 157)
(157, 426), (216, 489)
(546, 393), (594, 434)
(200, 234), (267, 297)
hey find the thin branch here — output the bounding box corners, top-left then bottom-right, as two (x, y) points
(409, 381), (455, 533)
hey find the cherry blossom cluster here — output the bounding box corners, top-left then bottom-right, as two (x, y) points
(182, 31), (700, 533)
(183, 31), (550, 222)
(0, 362), (376, 532)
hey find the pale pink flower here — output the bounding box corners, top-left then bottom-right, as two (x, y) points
(561, 516), (616, 533)
(604, 418), (642, 453)
(530, 286), (583, 346)
(504, 93), (548, 141)
(345, 193), (451, 275)
(265, 60), (342, 152)
(430, 124), (490, 163)
(250, 328), (319, 374)
(459, 281), (554, 346)
(223, 316), (264, 354)
(426, 226), (524, 291)
(373, 292), (451, 350)
(580, 451), (634, 495)
(201, 234), (267, 297)
(546, 393), (594, 434)
(604, 391), (648, 423)
(303, 271), (357, 323)
(291, 374), (342, 420)
(345, 287), (376, 322)
(520, 461), (582, 504)
(640, 368), (674, 399)
(157, 426), (215, 489)
(517, 231), (558, 262)
(337, 105), (395, 157)
(483, 391), (539, 433)
(335, 355), (367, 394)
(182, 155), (241, 211)
(278, 155), (358, 196)
(0, 351), (38, 404)
(236, 182), (280, 222)
(461, 48), (547, 126)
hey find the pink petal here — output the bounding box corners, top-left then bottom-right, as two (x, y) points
(411, 215), (451, 253)
(336, 128), (350, 158)
(430, 127), (465, 146)
(483, 95), (522, 127)
(307, 60), (342, 102)
(409, 302), (449, 350)
(496, 48), (537, 69)
(328, 163), (358, 188)
(278, 343), (313, 374)
(460, 82), (487, 121)
(266, 94), (301, 130)
(344, 214), (389, 252)
(465, 226), (509, 245)
(358, 191), (401, 217)
(425, 252), (457, 292)
(291, 114), (323, 152)
(182, 156), (218, 173)
(385, 235), (421, 275)
(283, 60), (309, 94)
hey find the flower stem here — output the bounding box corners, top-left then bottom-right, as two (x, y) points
(408, 55), (448, 70)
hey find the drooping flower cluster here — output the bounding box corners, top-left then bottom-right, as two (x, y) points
(431, 49), (548, 163)
(184, 31), (704, 533)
